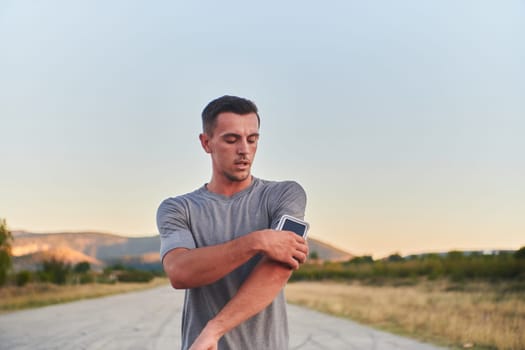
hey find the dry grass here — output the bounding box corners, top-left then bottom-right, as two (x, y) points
(0, 277), (169, 314)
(285, 280), (525, 350)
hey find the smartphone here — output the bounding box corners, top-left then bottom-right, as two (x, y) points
(276, 215), (309, 238)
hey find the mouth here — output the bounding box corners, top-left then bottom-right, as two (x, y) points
(234, 160), (251, 169)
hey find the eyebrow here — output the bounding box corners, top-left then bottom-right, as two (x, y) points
(221, 133), (260, 138)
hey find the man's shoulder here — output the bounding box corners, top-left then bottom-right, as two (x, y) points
(158, 186), (206, 211)
(255, 177), (305, 195)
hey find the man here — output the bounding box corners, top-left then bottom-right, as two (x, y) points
(157, 95), (309, 350)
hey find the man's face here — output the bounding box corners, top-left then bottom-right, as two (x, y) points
(200, 112), (260, 183)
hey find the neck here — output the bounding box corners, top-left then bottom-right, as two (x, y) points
(206, 176), (253, 197)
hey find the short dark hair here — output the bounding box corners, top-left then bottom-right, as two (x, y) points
(201, 95), (260, 135)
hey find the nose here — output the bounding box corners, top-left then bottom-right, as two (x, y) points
(237, 139), (249, 155)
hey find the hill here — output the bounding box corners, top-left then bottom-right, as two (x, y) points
(11, 231), (353, 271)
(307, 237), (353, 262)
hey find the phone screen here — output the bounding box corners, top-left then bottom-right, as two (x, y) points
(282, 219), (307, 237)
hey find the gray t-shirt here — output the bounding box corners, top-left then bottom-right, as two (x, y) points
(157, 177), (306, 350)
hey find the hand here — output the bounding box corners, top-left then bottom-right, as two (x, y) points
(256, 229), (309, 269)
(188, 323), (221, 350)
(188, 336), (217, 350)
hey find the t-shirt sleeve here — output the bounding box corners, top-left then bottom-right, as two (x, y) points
(270, 181), (307, 229)
(157, 197), (196, 261)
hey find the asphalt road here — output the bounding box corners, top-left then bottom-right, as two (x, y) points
(0, 286), (446, 350)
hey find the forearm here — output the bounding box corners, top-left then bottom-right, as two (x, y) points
(163, 231), (263, 289)
(204, 257), (292, 338)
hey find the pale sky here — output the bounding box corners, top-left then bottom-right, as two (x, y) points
(1, 1), (524, 258)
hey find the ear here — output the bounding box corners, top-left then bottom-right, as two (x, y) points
(199, 133), (212, 154)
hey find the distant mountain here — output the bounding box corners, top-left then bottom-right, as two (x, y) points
(14, 246), (104, 272)
(11, 231), (353, 271)
(11, 231), (127, 258)
(307, 237), (353, 262)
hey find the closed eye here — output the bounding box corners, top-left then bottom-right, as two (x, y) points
(221, 133), (259, 144)
(248, 135), (259, 143)
(223, 135), (239, 143)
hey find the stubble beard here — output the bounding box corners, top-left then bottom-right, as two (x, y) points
(223, 170), (251, 183)
(224, 156), (253, 183)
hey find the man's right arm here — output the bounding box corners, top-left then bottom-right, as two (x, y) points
(163, 229), (307, 289)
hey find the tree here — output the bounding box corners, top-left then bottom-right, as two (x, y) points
(387, 253), (404, 262)
(0, 218), (14, 286)
(74, 261), (91, 274)
(347, 255), (374, 264)
(515, 246), (525, 260)
(309, 251), (319, 260)
(41, 258), (71, 285)
(446, 250), (464, 260)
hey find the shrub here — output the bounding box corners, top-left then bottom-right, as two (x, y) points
(41, 258), (71, 285)
(74, 261), (91, 274)
(515, 246), (525, 260)
(344, 255), (373, 265)
(15, 270), (32, 286)
(116, 270), (154, 283)
(290, 251), (525, 283)
(79, 273), (95, 284)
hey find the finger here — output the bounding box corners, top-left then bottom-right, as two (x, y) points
(295, 242), (309, 254)
(289, 257), (300, 270)
(285, 231), (305, 243)
(294, 251), (307, 264)
(294, 234), (306, 243)
(297, 240), (308, 249)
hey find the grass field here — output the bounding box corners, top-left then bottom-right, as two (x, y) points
(0, 278), (169, 314)
(3, 277), (523, 349)
(285, 280), (525, 350)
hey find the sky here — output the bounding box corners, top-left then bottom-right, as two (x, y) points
(1, 1), (524, 258)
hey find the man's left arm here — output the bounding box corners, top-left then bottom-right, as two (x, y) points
(189, 181), (308, 350)
(188, 257), (300, 350)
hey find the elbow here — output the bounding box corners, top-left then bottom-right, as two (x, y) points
(164, 262), (192, 289)
(166, 269), (192, 290)
(168, 275), (189, 289)
(170, 280), (188, 290)
(163, 248), (194, 289)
